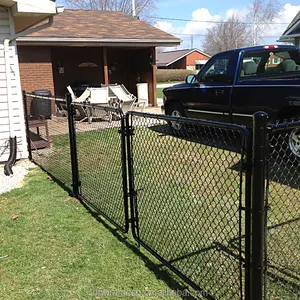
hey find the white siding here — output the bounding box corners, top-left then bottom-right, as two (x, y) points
(0, 7), (28, 162)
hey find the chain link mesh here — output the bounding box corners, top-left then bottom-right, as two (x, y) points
(128, 113), (250, 299)
(74, 103), (128, 232)
(25, 94), (72, 192)
(24, 92), (300, 298)
(265, 122), (300, 299)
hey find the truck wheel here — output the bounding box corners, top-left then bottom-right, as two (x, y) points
(165, 103), (185, 131)
(288, 127), (300, 162)
(272, 117), (300, 165)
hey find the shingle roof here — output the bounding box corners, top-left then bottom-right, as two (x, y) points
(281, 10), (300, 36)
(20, 9), (180, 46)
(156, 49), (210, 67)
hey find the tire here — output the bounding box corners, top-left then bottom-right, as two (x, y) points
(271, 116), (300, 165)
(287, 127), (300, 162)
(165, 102), (186, 131)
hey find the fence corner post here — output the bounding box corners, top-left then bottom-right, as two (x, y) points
(66, 93), (80, 197)
(251, 111), (268, 300)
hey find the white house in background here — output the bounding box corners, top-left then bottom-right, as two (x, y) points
(0, 0), (59, 163)
(278, 10), (300, 47)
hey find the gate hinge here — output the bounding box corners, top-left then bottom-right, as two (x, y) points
(127, 189), (138, 198)
(119, 126), (135, 136)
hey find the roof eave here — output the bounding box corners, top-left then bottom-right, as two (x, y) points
(163, 49), (210, 66)
(16, 37), (181, 47)
(279, 33), (300, 41)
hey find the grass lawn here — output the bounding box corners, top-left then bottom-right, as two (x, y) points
(157, 88), (164, 99)
(0, 168), (196, 300)
(9, 118), (300, 299)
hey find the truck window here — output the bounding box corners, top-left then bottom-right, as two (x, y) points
(198, 55), (230, 83)
(239, 49), (300, 79)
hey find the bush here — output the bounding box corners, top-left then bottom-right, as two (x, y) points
(157, 69), (197, 83)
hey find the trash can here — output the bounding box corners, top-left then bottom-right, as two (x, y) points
(31, 89), (52, 119)
(136, 83), (149, 107)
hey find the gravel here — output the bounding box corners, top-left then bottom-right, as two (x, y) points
(0, 160), (35, 195)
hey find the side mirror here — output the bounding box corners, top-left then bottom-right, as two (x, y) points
(186, 74), (196, 84)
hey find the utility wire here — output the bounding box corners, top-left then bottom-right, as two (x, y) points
(148, 16), (290, 25)
(171, 32), (280, 38)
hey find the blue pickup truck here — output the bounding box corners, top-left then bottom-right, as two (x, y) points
(163, 45), (300, 129)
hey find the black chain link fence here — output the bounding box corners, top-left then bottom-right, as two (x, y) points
(265, 121), (300, 300)
(23, 91), (300, 299)
(72, 103), (129, 232)
(24, 92), (73, 192)
(126, 112), (251, 299)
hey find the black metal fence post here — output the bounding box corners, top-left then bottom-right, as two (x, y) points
(251, 111), (268, 300)
(22, 90), (32, 160)
(244, 132), (253, 300)
(66, 93), (80, 197)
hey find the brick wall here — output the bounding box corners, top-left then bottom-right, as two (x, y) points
(18, 46), (55, 116)
(18, 46), (54, 95)
(186, 51), (209, 67)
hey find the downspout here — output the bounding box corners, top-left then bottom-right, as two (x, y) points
(3, 12), (54, 175)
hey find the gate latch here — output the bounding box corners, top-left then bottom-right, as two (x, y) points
(119, 126), (135, 136)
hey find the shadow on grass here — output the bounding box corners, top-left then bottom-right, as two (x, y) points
(79, 200), (199, 300)
(148, 123), (244, 154)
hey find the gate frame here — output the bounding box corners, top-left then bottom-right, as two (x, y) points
(126, 111), (253, 300)
(69, 100), (130, 233)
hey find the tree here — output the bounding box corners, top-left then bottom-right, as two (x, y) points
(247, 0), (280, 46)
(202, 14), (250, 56)
(65, 0), (158, 21)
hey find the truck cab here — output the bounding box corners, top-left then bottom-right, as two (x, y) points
(163, 45), (300, 128)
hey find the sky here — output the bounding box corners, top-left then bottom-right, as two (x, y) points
(56, 0), (300, 50)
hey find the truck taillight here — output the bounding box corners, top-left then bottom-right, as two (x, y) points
(263, 45), (279, 49)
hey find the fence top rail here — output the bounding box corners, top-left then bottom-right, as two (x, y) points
(24, 92), (65, 103)
(269, 119), (300, 132)
(127, 110), (251, 137)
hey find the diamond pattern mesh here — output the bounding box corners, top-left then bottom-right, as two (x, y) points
(74, 104), (128, 232)
(265, 124), (300, 299)
(128, 113), (249, 299)
(26, 95), (73, 192)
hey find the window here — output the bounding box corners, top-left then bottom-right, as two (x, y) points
(198, 55), (230, 83)
(78, 62), (98, 68)
(272, 58), (280, 64)
(195, 64), (203, 70)
(240, 49), (300, 78)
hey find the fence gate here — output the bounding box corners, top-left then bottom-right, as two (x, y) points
(126, 112), (252, 299)
(70, 102), (129, 233)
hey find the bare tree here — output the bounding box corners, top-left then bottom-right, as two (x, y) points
(65, 0), (158, 21)
(247, 0), (280, 46)
(202, 14), (250, 56)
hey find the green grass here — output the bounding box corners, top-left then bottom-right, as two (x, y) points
(10, 123), (300, 299)
(0, 168), (196, 300)
(157, 88), (164, 99)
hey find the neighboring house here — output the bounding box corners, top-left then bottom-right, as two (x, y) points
(278, 10), (300, 47)
(0, 0), (58, 163)
(16, 9), (181, 111)
(156, 49), (210, 70)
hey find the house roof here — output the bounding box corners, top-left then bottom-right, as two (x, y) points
(17, 9), (181, 47)
(156, 48), (210, 67)
(279, 10), (300, 41)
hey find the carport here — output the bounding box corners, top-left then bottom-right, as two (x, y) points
(17, 9), (181, 107)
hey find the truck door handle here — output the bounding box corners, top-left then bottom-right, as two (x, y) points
(215, 89), (224, 96)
